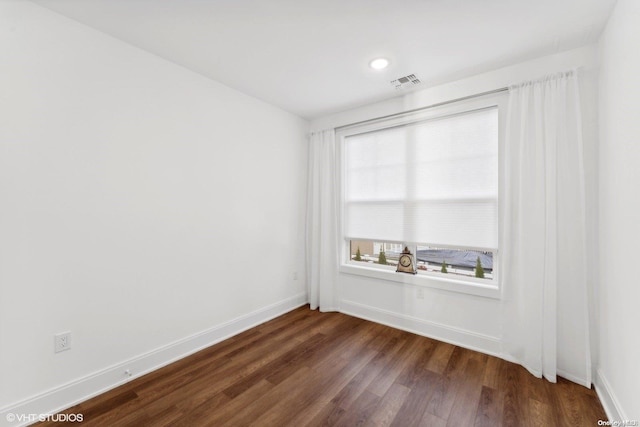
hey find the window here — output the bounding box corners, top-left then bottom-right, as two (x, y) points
(339, 96), (503, 296)
(415, 245), (493, 280)
(350, 240), (403, 267)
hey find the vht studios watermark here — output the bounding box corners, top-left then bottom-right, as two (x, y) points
(5, 413), (83, 423)
(598, 420), (639, 427)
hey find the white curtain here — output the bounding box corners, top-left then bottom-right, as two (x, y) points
(502, 71), (591, 386)
(306, 129), (339, 311)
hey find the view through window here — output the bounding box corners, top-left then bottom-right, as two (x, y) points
(350, 241), (493, 280)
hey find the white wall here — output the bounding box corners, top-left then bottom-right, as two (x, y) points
(597, 0), (640, 419)
(0, 0), (308, 413)
(312, 46), (600, 380)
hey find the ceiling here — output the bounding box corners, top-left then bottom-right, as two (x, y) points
(32, 0), (616, 119)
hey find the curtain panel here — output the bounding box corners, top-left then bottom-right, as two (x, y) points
(306, 129), (339, 312)
(501, 71), (591, 386)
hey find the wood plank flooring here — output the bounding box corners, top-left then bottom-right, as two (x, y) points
(40, 306), (606, 426)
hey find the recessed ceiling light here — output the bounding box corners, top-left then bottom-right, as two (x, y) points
(369, 58), (389, 70)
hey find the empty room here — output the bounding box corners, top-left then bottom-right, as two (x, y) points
(1, 0), (638, 425)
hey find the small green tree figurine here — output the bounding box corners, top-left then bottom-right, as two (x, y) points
(475, 256), (485, 278)
(354, 247), (362, 261)
(378, 250), (388, 265)
(441, 260), (448, 273)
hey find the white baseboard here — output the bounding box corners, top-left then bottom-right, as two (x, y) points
(0, 292), (308, 427)
(339, 299), (501, 357)
(595, 368), (627, 422)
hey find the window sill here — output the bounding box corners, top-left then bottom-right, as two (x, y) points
(339, 263), (501, 299)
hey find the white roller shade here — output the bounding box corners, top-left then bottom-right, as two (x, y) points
(344, 107), (498, 249)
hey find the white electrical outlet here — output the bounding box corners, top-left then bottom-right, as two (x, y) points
(416, 288), (425, 300)
(54, 332), (71, 353)
(292, 271), (298, 280)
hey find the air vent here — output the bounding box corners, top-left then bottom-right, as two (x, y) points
(390, 74), (421, 90)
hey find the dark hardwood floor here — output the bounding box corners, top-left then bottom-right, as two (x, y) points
(40, 306), (606, 426)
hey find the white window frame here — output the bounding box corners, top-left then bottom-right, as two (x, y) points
(337, 93), (507, 299)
